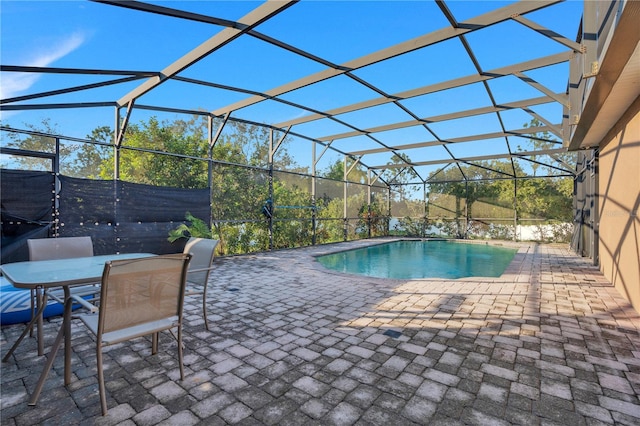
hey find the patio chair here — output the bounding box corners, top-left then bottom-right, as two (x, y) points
(76, 253), (191, 415)
(27, 237), (99, 352)
(182, 237), (220, 331)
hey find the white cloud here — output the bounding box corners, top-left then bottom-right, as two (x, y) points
(29, 31), (85, 67)
(1, 31), (86, 100)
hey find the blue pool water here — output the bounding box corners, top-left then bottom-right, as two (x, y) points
(317, 240), (517, 279)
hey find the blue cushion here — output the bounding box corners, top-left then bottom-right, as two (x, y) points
(0, 277), (65, 325)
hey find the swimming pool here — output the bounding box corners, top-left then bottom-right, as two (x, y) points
(316, 240), (517, 279)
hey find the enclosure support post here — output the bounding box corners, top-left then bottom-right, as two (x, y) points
(113, 106), (121, 252)
(113, 107), (120, 180)
(590, 149), (599, 266)
(207, 116), (214, 231)
(424, 183), (428, 238)
(343, 155), (348, 242)
(311, 143), (317, 245)
(387, 186), (392, 236)
(267, 130), (274, 250)
(513, 178), (518, 241)
(464, 181), (469, 239)
(52, 136), (61, 237)
(367, 170), (372, 239)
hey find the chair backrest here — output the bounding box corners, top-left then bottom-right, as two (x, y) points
(182, 238), (219, 286)
(28, 236), (94, 261)
(98, 254), (191, 335)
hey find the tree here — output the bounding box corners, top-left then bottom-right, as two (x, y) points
(65, 126), (112, 179)
(97, 116), (209, 188)
(428, 161), (511, 237)
(80, 115), (302, 254)
(426, 157), (574, 241)
(320, 156), (367, 183)
(522, 118), (576, 177)
(1, 119), (77, 171)
(385, 153), (420, 200)
(208, 121), (302, 253)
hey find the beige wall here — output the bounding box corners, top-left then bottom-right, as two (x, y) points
(598, 98), (640, 311)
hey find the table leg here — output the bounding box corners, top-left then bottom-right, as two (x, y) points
(27, 286), (72, 406)
(2, 289), (48, 362)
(37, 288), (45, 356)
(29, 289), (36, 338)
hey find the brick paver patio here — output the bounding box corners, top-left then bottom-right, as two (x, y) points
(2, 239), (639, 425)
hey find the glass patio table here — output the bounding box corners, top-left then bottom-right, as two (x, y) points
(1, 252), (155, 405)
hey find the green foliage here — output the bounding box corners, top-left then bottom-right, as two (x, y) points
(70, 126), (113, 178)
(319, 157), (367, 183)
(422, 121), (575, 242)
(1, 119), (71, 171)
(516, 178), (573, 221)
(395, 216), (429, 237)
(521, 118), (577, 177)
(168, 212), (212, 242)
(433, 219), (466, 239)
(486, 223), (516, 240)
(100, 116), (209, 188)
(315, 197), (347, 243)
(269, 179), (312, 248)
(357, 200), (387, 238)
(5, 113), (577, 251)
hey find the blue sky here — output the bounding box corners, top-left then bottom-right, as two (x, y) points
(1, 1), (584, 178)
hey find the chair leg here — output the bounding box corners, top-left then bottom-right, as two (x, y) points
(97, 345), (107, 416)
(202, 283), (209, 331)
(177, 325), (184, 380)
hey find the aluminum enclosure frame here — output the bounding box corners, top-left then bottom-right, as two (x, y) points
(1, 0), (591, 187)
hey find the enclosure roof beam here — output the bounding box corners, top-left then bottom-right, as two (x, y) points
(318, 95), (558, 143)
(423, 173), (574, 185)
(369, 148), (568, 169)
(91, 0), (243, 28)
(1, 76), (147, 105)
(514, 72), (569, 106)
(273, 51), (572, 129)
(511, 14), (584, 52)
(213, 0), (560, 117)
(519, 155), (576, 176)
(115, 0), (297, 107)
(521, 107), (563, 139)
(0, 102), (117, 110)
(346, 125), (559, 156)
(0, 65), (159, 76)
(93, 0), (342, 70)
(133, 103), (212, 116)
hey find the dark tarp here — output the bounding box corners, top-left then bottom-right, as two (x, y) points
(1, 169), (210, 263)
(1, 169), (54, 263)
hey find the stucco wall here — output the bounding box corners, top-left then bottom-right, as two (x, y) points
(598, 100), (640, 311)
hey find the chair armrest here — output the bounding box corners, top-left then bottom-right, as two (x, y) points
(188, 266), (215, 273)
(70, 294), (99, 313)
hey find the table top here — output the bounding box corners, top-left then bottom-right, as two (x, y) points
(1, 253), (155, 289)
